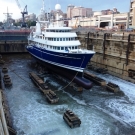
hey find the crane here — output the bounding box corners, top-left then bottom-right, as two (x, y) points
(15, 0), (28, 27)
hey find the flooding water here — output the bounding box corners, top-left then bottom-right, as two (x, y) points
(1, 54), (135, 135)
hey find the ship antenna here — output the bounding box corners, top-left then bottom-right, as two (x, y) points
(42, 0), (45, 21)
(42, 0), (45, 11)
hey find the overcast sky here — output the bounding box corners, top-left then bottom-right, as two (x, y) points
(0, 0), (130, 21)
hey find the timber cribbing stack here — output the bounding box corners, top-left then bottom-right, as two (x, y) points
(84, 70), (120, 92)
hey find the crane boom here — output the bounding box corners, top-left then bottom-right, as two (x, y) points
(15, 0), (28, 27)
(15, 0), (21, 10)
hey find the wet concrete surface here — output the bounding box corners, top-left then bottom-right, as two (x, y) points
(1, 54), (135, 135)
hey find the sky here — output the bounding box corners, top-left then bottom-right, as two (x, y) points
(0, 0), (131, 22)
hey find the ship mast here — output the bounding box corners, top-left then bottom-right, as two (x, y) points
(42, 0), (45, 11)
(3, 7), (12, 27)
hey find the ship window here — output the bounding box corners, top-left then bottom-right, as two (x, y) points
(47, 45), (48, 48)
(69, 38), (71, 41)
(69, 47), (71, 49)
(60, 38), (62, 41)
(54, 46), (56, 49)
(61, 47), (64, 50)
(57, 47), (60, 50)
(63, 38), (65, 41)
(50, 46), (52, 49)
(75, 46), (77, 49)
(66, 38), (68, 41)
(54, 38), (56, 41)
(72, 46), (74, 49)
(56, 30), (58, 32)
(57, 38), (59, 41)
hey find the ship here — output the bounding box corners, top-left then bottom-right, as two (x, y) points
(26, 4), (95, 89)
(0, 7), (30, 53)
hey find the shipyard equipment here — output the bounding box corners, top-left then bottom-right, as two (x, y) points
(63, 110), (81, 128)
(15, 0), (28, 27)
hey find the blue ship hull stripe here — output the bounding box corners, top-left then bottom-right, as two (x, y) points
(29, 52), (84, 72)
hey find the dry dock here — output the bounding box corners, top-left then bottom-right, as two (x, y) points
(0, 54), (135, 135)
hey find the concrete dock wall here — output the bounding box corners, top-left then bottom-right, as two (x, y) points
(0, 41), (28, 53)
(0, 31), (29, 53)
(77, 32), (135, 83)
(0, 91), (9, 135)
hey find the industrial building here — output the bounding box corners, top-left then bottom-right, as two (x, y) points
(130, 0), (135, 27)
(67, 5), (93, 18)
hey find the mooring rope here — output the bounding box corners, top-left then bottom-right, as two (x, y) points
(59, 56), (85, 90)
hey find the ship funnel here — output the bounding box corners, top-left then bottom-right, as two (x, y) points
(35, 22), (41, 34)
